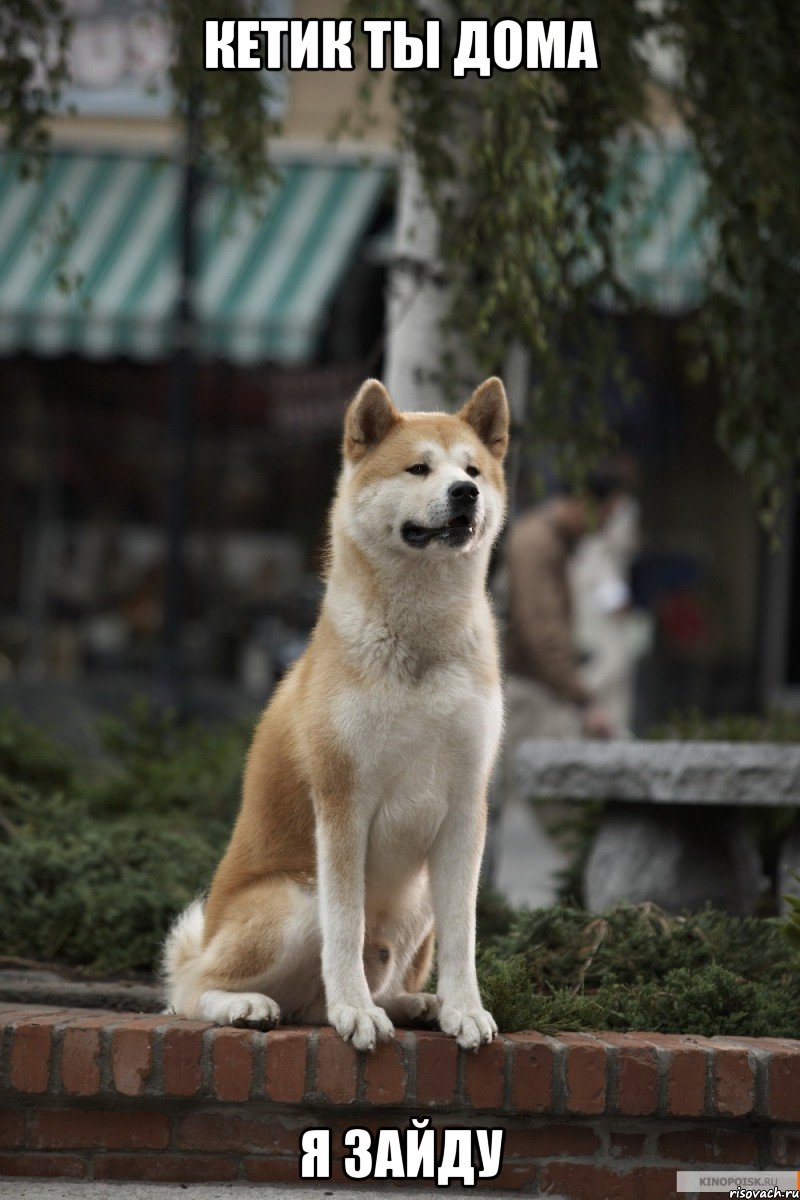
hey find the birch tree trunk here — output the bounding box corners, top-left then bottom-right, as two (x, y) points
(383, 151), (452, 412)
(384, 151), (529, 442)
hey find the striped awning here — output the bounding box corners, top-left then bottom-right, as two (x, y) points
(0, 152), (389, 363)
(611, 133), (711, 313)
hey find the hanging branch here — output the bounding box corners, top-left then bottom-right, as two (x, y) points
(351, 0), (800, 516)
(663, 0), (800, 528)
(5, 0), (800, 516)
(349, 0), (654, 485)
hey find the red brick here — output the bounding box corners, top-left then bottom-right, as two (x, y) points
(57, 1007), (132, 1026)
(111, 1024), (155, 1096)
(479, 1162), (538, 1190)
(0, 1152), (86, 1178)
(245, 1157), (308, 1184)
(658, 1127), (758, 1165)
(602, 1034), (658, 1116)
(61, 1012), (121, 1033)
(263, 1028), (308, 1103)
(211, 1027), (254, 1101)
(609, 1131), (648, 1159)
(95, 1154), (239, 1183)
(60, 1027), (103, 1097)
(463, 1036), (505, 1109)
(634, 1032), (710, 1120)
(666, 1044), (708, 1117)
(314, 1028), (358, 1104)
(542, 1163), (677, 1200)
(363, 1034), (408, 1105)
(769, 1048), (800, 1122)
(713, 1047), (755, 1117)
(643, 1033), (710, 1049)
(508, 1033), (555, 1113)
(505, 1123), (601, 1158)
(641, 1166), (683, 1200)
(9, 1016), (62, 1093)
(177, 1111), (301, 1155)
(0, 1107), (25, 1148)
(161, 1023), (207, 1097)
(329, 1112), (387, 1156)
(712, 1035), (785, 1051)
(562, 1033), (606, 1116)
(415, 1031), (457, 1105)
(31, 1109), (169, 1151)
(771, 1130), (800, 1166)
(541, 1162), (639, 1200)
(0, 1006), (64, 1026)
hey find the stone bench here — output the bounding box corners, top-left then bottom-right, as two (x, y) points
(516, 740), (800, 914)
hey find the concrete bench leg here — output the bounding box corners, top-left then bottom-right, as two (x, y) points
(583, 803), (765, 915)
(778, 819), (800, 915)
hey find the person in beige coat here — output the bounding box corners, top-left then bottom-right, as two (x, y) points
(504, 476), (626, 744)
(570, 493), (652, 732)
(489, 475), (628, 905)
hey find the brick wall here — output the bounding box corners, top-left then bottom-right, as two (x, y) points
(1, 1004), (799, 1197)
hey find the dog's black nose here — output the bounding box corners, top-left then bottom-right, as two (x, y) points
(448, 480), (479, 508)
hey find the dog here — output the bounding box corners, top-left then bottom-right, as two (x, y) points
(163, 376), (509, 1051)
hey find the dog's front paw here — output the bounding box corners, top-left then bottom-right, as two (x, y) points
(329, 1003), (394, 1051)
(438, 1001), (497, 1050)
(199, 989), (281, 1029)
(384, 992), (440, 1025)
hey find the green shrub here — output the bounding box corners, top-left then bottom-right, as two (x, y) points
(89, 697), (248, 820)
(475, 902), (800, 1037)
(0, 701), (246, 975)
(479, 958), (799, 1040)
(0, 708), (74, 791)
(0, 811), (226, 974)
(648, 706), (800, 743)
(493, 903), (795, 989)
(2, 705), (800, 1038)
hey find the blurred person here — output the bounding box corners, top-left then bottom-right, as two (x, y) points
(570, 489), (653, 732)
(503, 469), (627, 744)
(488, 469), (628, 908)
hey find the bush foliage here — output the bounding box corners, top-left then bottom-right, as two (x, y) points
(0, 702), (247, 974)
(475, 890), (800, 1037)
(2, 705), (799, 1036)
(649, 707), (800, 744)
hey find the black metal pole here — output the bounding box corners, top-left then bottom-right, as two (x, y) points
(160, 84), (202, 714)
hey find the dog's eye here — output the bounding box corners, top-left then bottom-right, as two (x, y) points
(406, 463), (430, 476)
(466, 465), (480, 478)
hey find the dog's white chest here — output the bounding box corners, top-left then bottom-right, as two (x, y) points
(335, 661), (497, 777)
(333, 662), (502, 886)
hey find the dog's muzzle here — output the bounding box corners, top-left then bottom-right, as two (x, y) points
(401, 482), (480, 548)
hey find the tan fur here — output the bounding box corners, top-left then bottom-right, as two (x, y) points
(164, 377), (509, 1050)
(403, 928), (436, 993)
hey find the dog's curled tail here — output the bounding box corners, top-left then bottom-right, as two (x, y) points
(161, 898), (205, 1014)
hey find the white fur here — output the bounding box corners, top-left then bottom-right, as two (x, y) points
(199, 990), (280, 1027)
(163, 399), (506, 1051)
(315, 431), (504, 1049)
(161, 898), (204, 992)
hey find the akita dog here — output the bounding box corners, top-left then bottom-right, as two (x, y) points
(163, 376), (509, 1051)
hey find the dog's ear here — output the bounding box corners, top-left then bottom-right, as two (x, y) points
(344, 379), (400, 462)
(459, 377), (509, 460)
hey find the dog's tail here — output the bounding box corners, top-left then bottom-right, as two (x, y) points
(161, 898), (206, 1014)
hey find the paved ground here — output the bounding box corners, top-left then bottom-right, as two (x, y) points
(1, 1184), (530, 1199)
(493, 796), (566, 909)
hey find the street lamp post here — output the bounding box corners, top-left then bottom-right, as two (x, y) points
(160, 83), (202, 714)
